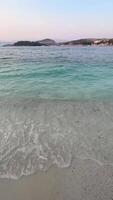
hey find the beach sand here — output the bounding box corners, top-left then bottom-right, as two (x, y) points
(0, 159), (113, 200)
(0, 100), (113, 199)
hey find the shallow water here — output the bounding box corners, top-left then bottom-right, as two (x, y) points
(0, 100), (113, 179)
(0, 46), (113, 179)
(0, 46), (113, 100)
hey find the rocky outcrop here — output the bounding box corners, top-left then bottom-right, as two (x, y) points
(14, 41), (43, 46)
(39, 38), (57, 46)
(93, 39), (113, 45)
(61, 38), (113, 46)
(61, 39), (94, 46)
(13, 39), (57, 46)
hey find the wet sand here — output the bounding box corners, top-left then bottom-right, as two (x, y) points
(0, 100), (113, 199)
(0, 159), (113, 200)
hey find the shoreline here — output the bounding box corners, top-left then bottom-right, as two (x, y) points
(0, 99), (113, 179)
(0, 99), (113, 199)
(0, 159), (113, 200)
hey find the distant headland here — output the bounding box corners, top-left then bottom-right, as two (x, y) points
(4, 38), (113, 47)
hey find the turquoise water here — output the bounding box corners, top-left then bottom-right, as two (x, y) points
(0, 46), (113, 100)
(0, 46), (113, 179)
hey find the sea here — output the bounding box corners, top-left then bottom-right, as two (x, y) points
(0, 46), (113, 179)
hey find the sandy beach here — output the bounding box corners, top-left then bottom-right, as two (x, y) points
(0, 159), (113, 200)
(0, 100), (113, 199)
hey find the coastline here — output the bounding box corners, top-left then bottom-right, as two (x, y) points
(4, 38), (113, 47)
(0, 99), (113, 179)
(0, 159), (113, 200)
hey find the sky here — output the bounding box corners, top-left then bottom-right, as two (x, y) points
(0, 0), (113, 41)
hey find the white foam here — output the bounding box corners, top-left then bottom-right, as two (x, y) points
(0, 99), (113, 179)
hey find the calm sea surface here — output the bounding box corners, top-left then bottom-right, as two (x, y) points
(0, 46), (113, 100)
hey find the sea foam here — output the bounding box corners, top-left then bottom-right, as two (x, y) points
(0, 99), (113, 179)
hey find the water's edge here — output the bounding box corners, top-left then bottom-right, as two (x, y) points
(0, 99), (113, 179)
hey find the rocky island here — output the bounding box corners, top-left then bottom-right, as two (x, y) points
(4, 38), (113, 47)
(60, 38), (113, 46)
(13, 39), (57, 46)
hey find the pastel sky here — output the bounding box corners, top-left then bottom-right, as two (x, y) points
(0, 0), (113, 41)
